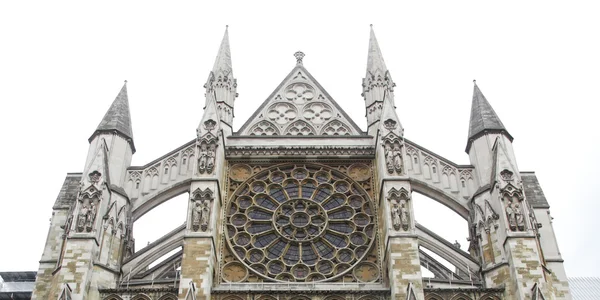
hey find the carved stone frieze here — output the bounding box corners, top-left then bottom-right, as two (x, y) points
(225, 146), (375, 157)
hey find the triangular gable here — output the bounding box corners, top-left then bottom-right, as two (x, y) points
(238, 65), (364, 136)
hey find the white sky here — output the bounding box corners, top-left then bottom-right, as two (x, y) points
(0, 1), (598, 278)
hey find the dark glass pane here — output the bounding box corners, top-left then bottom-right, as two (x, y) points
(314, 240), (334, 259)
(324, 233), (347, 248)
(248, 209), (272, 220)
(284, 181), (299, 198)
(328, 208), (353, 220)
(323, 195), (345, 210)
(313, 186), (332, 202)
(267, 240), (287, 259)
(328, 222), (353, 234)
(301, 245), (318, 265)
(254, 233), (277, 248)
(283, 244), (300, 264)
(256, 195), (277, 210)
(301, 181), (316, 198)
(247, 223), (272, 234)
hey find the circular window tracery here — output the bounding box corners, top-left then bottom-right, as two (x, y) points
(226, 164), (376, 282)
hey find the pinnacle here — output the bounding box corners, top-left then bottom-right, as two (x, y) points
(466, 81), (512, 152)
(212, 26), (233, 76)
(90, 81), (135, 152)
(366, 25), (388, 75)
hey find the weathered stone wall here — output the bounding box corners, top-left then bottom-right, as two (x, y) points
(177, 238), (213, 300)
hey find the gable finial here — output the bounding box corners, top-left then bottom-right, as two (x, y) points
(473, 79), (476, 85)
(294, 51), (305, 65)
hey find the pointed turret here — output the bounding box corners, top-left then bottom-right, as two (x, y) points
(466, 81), (512, 153)
(204, 26), (237, 132)
(362, 25), (395, 135)
(89, 81), (135, 152)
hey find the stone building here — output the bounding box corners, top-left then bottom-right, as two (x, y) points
(31, 26), (571, 300)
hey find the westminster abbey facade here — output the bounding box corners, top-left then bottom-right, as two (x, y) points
(31, 27), (572, 300)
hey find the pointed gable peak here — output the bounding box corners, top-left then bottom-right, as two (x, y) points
(197, 92), (220, 138)
(90, 81), (135, 152)
(366, 25), (388, 75)
(379, 92), (403, 136)
(212, 26), (233, 77)
(466, 80), (512, 152)
(238, 58), (363, 136)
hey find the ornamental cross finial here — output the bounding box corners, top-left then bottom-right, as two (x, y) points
(294, 51), (305, 65)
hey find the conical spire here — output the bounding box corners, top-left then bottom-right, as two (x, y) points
(212, 26), (232, 76)
(467, 81), (512, 151)
(90, 81), (135, 151)
(366, 25), (388, 75)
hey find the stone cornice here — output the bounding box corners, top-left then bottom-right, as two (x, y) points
(225, 145), (375, 158)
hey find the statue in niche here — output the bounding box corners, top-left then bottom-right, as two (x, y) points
(198, 144), (208, 174)
(399, 200), (409, 231)
(192, 199), (211, 232)
(85, 201), (97, 232)
(514, 203), (525, 231)
(384, 144), (394, 174)
(206, 144), (216, 173)
(391, 202), (401, 230)
(192, 201), (202, 231)
(506, 200), (517, 231)
(392, 143), (403, 173)
(200, 200), (211, 231)
(77, 203), (89, 232)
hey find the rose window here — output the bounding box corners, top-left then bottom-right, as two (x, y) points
(303, 102), (333, 125)
(267, 102), (297, 125)
(226, 164), (376, 282)
(285, 83), (315, 105)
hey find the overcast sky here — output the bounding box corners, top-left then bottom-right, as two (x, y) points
(0, 1), (598, 278)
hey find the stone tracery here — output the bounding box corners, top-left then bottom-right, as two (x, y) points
(225, 164), (377, 282)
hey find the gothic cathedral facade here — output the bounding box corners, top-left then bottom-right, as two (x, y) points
(32, 27), (572, 300)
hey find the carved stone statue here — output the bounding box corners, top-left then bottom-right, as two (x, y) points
(206, 144), (216, 173)
(506, 202), (516, 231)
(192, 202), (202, 231)
(192, 199), (211, 232)
(85, 201), (97, 232)
(399, 200), (409, 231)
(77, 204), (89, 232)
(198, 144), (208, 173)
(514, 203), (525, 231)
(392, 144), (403, 173)
(200, 200), (211, 231)
(391, 202), (401, 230)
(385, 144), (394, 174)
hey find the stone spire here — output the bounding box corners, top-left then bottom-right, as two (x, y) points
(90, 81), (135, 152)
(363, 25), (395, 135)
(466, 81), (512, 152)
(205, 26), (237, 131)
(366, 24), (388, 75)
(212, 26), (233, 77)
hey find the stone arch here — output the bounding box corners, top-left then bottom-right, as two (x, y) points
(425, 293), (444, 300)
(285, 119), (316, 135)
(321, 119), (352, 135)
(156, 294), (178, 300)
(411, 180), (469, 219)
(479, 294), (501, 300)
(103, 294), (124, 300)
(131, 294), (152, 300)
(450, 293), (472, 300)
(249, 120), (280, 136)
(132, 180), (191, 221)
(221, 296), (245, 300)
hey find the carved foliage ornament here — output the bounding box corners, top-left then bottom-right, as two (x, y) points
(500, 169), (514, 182)
(191, 188), (213, 232)
(387, 188), (410, 231)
